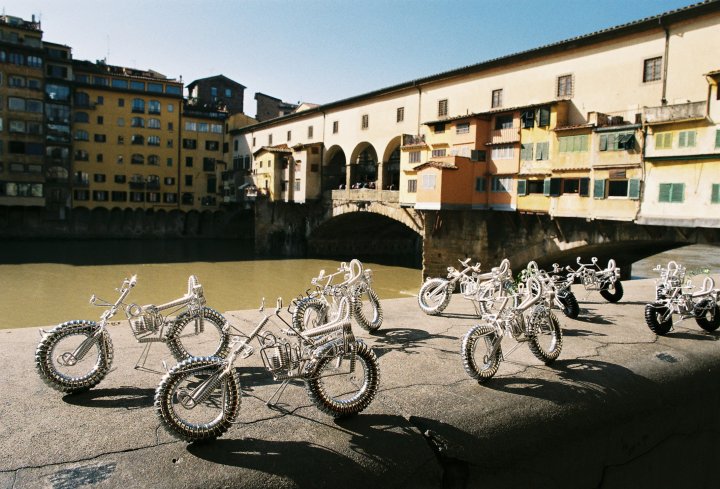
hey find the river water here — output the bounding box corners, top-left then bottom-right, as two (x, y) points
(0, 239), (717, 329)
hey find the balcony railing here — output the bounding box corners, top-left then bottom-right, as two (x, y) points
(331, 189), (399, 203)
(402, 134), (426, 146)
(644, 101), (707, 124)
(489, 127), (519, 144)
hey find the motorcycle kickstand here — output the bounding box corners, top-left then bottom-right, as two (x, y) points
(133, 342), (163, 374)
(266, 380), (292, 413)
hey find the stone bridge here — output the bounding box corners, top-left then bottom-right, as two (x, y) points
(254, 192), (720, 280)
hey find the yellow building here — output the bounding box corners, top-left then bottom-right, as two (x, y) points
(0, 15), (45, 208)
(70, 60), (183, 210)
(252, 144), (291, 201)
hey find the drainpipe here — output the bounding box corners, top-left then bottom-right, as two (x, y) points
(660, 16), (670, 105)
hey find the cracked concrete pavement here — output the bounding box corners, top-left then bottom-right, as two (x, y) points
(2, 277), (720, 489)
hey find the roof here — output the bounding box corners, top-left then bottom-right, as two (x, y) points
(413, 161), (459, 171)
(234, 1), (720, 134)
(423, 100), (564, 126)
(252, 144), (292, 157)
(187, 74), (246, 89)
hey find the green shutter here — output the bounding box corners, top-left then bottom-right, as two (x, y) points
(678, 132), (687, 147)
(539, 107), (550, 127)
(579, 178), (590, 197)
(670, 183), (684, 203)
(594, 179), (606, 199)
(559, 137), (567, 153)
(543, 178), (551, 196)
(628, 179), (641, 200)
(599, 134), (608, 151)
(579, 134), (588, 152)
(658, 183), (672, 202)
(687, 131), (696, 147)
(517, 179), (527, 196)
(712, 184), (720, 204)
(715, 130), (720, 149)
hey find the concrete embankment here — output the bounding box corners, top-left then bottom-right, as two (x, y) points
(1, 277), (719, 489)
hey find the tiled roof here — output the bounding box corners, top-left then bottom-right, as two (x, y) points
(413, 161), (459, 171)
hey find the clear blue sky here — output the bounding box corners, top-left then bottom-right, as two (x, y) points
(3, 0), (702, 115)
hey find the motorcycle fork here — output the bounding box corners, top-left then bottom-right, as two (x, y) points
(60, 324), (107, 367)
(180, 365), (228, 409)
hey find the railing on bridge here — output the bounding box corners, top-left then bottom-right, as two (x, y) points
(331, 189), (399, 203)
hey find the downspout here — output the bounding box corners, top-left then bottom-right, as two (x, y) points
(660, 16), (670, 105)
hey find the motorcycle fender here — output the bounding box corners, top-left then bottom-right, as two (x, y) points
(303, 339), (361, 376)
(175, 356), (226, 375)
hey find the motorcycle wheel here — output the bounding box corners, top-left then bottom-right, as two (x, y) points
(305, 341), (379, 417)
(694, 299), (720, 332)
(352, 288), (383, 332)
(599, 280), (624, 303)
(418, 279), (454, 315)
(645, 304), (673, 335)
(292, 297), (329, 331)
(461, 324), (501, 382)
(35, 320), (113, 394)
(166, 307), (231, 361)
(528, 311), (563, 364)
(155, 356), (241, 442)
(558, 292), (580, 319)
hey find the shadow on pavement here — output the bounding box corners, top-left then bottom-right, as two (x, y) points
(186, 414), (430, 486)
(370, 327), (457, 358)
(62, 386), (155, 409)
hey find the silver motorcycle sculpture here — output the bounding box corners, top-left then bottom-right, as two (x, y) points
(292, 259), (383, 332)
(36, 275), (230, 394)
(418, 258), (513, 316)
(531, 262), (581, 319)
(565, 257), (623, 303)
(461, 271), (563, 383)
(155, 297), (380, 442)
(644, 261), (719, 335)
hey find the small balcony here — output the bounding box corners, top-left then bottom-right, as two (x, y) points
(489, 127), (519, 144)
(402, 134), (426, 147)
(643, 101), (707, 125)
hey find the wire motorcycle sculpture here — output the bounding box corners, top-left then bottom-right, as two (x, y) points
(533, 263), (581, 319)
(418, 258), (513, 316)
(644, 261), (720, 335)
(565, 257), (623, 303)
(35, 275), (230, 394)
(461, 268), (563, 383)
(292, 259), (383, 333)
(155, 297), (380, 442)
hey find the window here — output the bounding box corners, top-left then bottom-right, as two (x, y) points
(438, 99), (448, 117)
(97, 116), (104, 125)
(130, 192), (144, 202)
(183, 139), (197, 149)
(643, 57), (662, 82)
(521, 110), (534, 128)
(117, 118), (125, 127)
(521, 143), (533, 161)
(268, 134), (273, 145)
(148, 83), (163, 93)
(198, 123), (209, 133)
(407, 179), (417, 193)
(563, 179), (580, 194)
(116, 155), (124, 164)
(203, 158), (216, 171)
(118, 98), (125, 107)
(148, 118), (161, 129)
(492, 177), (512, 193)
(712, 184), (720, 204)
(148, 155), (159, 166)
(433, 123), (446, 134)
(431, 149), (446, 158)
(599, 132), (635, 151)
(94, 134), (106, 143)
(557, 74), (573, 97)
(132, 98), (145, 113)
(308, 126), (314, 138)
(93, 173), (106, 183)
(421, 174), (436, 189)
(397, 107), (405, 123)
(74, 150), (89, 161)
(658, 183), (684, 203)
(112, 191), (127, 202)
(112, 79), (128, 89)
(494, 115), (513, 130)
(131, 117), (145, 128)
(74, 190), (89, 201)
(164, 193), (177, 203)
(558, 135), (588, 152)
(185, 121), (197, 131)
(131, 134), (144, 145)
(117, 135), (125, 144)
(8, 97), (25, 111)
(287, 130), (292, 141)
(74, 130), (89, 141)
(655, 132), (672, 149)
(96, 96), (104, 105)
(148, 100), (161, 114)
(535, 142), (549, 160)
(471, 150), (486, 161)
(148, 136), (160, 146)
(715, 129), (720, 148)
(74, 112), (89, 123)
(678, 130), (697, 148)
(185, 175), (193, 186)
(475, 177), (486, 192)
(361, 114), (369, 130)
(491, 145), (514, 160)
(114, 175), (126, 183)
(491, 89), (502, 108)
(186, 157), (193, 167)
(456, 123), (470, 134)
(409, 151), (421, 164)
(206, 141), (219, 151)
(333, 121), (339, 134)
(131, 154), (144, 165)
(538, 107), (551, 127)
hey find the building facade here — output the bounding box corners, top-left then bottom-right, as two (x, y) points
(231, 1), (720, 229)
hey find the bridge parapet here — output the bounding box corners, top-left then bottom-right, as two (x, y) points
(331, 189), (399, 203)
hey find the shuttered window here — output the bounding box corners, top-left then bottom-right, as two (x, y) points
(658, 183), (684, 203)
(475, 177), (486, 192)
(517, 179), (527, 196)
(628, 179), (641, 200)
(594, 179), (606, 199)
(538, 107), (551, 127)
(535, 142), (549, 160)
(579, 178), (590, 197)
(521, 144), (533, 161)
(711, 184), (720, 204)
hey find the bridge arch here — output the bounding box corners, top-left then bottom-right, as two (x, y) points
(348, 142), (379, 188)
(381, 136), (401, 191)
(323, 145), (347, 191)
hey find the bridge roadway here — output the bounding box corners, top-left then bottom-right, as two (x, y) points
(2, 277), (720, 489)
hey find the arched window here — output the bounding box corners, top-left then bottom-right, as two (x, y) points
(147, 135), (160, 146)
(132, 98), (145, 113)
(148, 100), (161, 114)
(131, 134), (144, 145)
(131, 154), (145, 165)
(148, 155), (159, 166)
(74, 130), (89, 141)
(148, 118), (161, 129)
(74, 111), (89, 123)
(131, 117), (145, 128)
(74, 92), (90, 106)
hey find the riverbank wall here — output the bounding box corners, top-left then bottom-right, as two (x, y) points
(0, 206), (254, 239)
